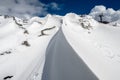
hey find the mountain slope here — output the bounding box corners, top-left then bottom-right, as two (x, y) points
(0, 13), (120, 80)
(62, 13), (120, 80)
(42, 28), (98, 80)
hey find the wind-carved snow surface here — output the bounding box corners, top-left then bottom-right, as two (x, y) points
(0, 13), (120, 80)
(62, 13), (120, 80)
(0, 15), (59, 80)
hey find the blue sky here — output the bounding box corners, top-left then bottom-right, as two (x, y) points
(0, 0), (119, 18)
(40, 0), (120, 15)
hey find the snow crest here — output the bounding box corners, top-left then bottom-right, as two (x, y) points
(0, 13), (120, 80)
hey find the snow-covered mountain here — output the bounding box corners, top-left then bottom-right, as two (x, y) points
(0, 13), (120, 80)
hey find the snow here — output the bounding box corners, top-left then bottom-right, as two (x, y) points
(63, 13), (120, 80)
(42, 28), (98, 80)
(0, 15), (59, 80)
(0, 12), (120, 80)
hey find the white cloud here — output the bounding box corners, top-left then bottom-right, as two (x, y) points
(90, 5), (106, 13)
(89, 5), (120, 22)
(0, 0), (61, 18)
(48, 2), (61, 10)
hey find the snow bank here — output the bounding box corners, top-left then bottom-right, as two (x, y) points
(63, 13), (120, 80)
(0, 12), (120, 80)
(0, 15), (60, 80)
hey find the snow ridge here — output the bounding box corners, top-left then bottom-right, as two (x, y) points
(0, 13), (120, 80)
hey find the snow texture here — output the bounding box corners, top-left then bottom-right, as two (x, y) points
(0, 11), (120, 80)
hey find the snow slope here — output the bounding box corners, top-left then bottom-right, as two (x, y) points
(0, 13), (120, 80)
(42, 28), (98, 80)
(62, 13), (120, 80)
(0, 15), (59, 80)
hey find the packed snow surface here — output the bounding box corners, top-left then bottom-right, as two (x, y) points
(0, 13), (120, 80)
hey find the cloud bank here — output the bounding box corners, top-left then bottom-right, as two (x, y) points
(89, 5), (120, 22)
(0, 0), (61, 18)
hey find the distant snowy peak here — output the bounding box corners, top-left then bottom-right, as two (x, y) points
(1, 13), (97, 28)
(64, 13), (98, 30)
(0, 15), (28, 26)
(34, 13), (120, 29)
(1, 12), (120, 31)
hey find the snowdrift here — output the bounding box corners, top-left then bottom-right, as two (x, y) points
(0, 13), (120, 80)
